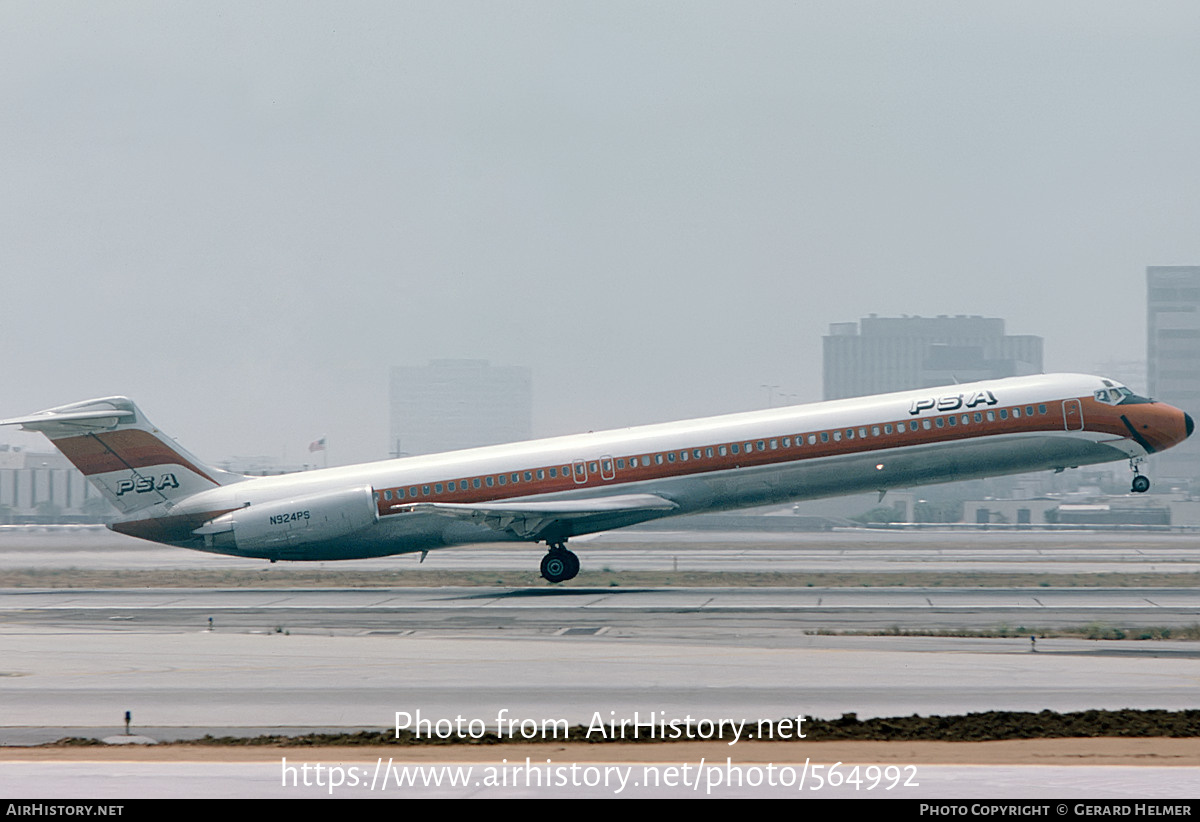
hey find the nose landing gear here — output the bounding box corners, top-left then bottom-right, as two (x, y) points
(540, 540), (580, 583)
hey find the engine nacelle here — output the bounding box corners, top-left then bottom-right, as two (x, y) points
(196, 485), (378, 554)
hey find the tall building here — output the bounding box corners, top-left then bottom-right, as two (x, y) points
(389, 359), (533, 457)
(1147, 266), (1200, 480)
(823, 315), (1043, 401)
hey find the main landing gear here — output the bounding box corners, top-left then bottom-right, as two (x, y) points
(540, 540), (580, 583)
(1130, 460), (1151, 494)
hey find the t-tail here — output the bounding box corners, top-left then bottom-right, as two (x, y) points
(0, 396), (245, 515)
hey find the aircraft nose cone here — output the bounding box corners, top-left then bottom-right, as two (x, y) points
(1186, 412), (1195, 439)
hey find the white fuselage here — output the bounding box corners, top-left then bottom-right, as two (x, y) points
(138, 372), (1187, 561)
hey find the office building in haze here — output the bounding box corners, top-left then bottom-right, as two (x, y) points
(823, 314), (1043, 401)
(389, 359), (533, 457)
(1147, 266), (1200, 480)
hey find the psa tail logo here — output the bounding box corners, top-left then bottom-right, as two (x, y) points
(115, 474), (180, 496)
(909, 390), (998, 416)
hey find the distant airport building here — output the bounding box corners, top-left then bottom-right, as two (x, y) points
(1147, 265), (1200, 481)
(823, 314), (1043, 401)
(0, 446), (113, 522)
(389, 359), (533, 457)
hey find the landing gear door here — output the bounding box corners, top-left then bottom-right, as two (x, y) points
(1062, 399), (1084, 431)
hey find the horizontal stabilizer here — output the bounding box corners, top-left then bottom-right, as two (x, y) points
(0, 403), (135, 436)
(397, 493), (678, 540)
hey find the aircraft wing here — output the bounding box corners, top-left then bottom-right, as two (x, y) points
(396, 493), (678, 540)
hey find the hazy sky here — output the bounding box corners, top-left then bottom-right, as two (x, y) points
(2, 2), (1199, 465)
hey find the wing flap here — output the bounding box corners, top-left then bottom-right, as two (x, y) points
(394, 493), (677, 540)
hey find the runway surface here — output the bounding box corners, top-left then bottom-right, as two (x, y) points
(4, 585), (1200, 634)
(3, 586), (1199, 748)
(4, 524), (1200, 576)
(2, 527), (1199, 798)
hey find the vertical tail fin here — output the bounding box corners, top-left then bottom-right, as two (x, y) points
(0, 396), (243, 514)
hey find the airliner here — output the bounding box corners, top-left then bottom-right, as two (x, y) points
(0, 373), (1191, 582)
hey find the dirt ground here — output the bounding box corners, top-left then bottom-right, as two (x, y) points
(3, 738), (1199, 766)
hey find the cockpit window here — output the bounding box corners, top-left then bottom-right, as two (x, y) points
(1096, 386), (1153, 405)
(1115, 387), (1153, 405)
